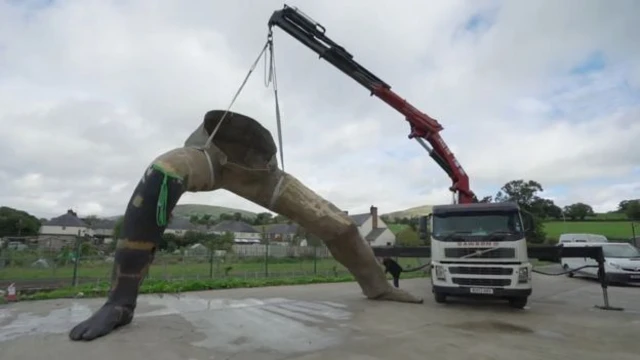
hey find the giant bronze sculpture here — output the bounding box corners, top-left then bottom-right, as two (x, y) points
(69, 110), (423, 341)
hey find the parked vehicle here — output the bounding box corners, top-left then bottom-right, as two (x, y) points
(561, 242), (640, 284)
(558, 233), (608, 244)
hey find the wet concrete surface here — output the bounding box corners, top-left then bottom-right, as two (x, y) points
(1, 270), (639, 360)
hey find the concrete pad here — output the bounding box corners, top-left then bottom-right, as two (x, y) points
(1, 274), (639, 360)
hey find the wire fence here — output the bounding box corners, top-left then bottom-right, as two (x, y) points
(0, 245), (428, 290)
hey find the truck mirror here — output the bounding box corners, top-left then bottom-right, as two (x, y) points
(522, 212), (534, 231)
(418, 215), (429, 241)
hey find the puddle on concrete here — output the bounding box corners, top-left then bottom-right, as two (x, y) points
(447, 320), (534, 334)
(140, 295), (353, 354)
(0, 303), (93, 342)
(0, 295), (354, 356)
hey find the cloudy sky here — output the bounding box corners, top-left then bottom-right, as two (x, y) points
(0, 0), (638, 219)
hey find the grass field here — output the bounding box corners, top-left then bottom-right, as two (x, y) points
(542, 221), (636, 240)
(0, 256), (430, 282)
(386, 219), (636, 241)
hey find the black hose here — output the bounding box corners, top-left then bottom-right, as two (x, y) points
(402, 262), (431, 273)
(532, 264), (597, 276)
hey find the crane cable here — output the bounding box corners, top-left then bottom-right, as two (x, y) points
(203, 29), (286, 171)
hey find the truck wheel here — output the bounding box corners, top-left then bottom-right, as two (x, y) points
(434, 291), (447, 304)
(508, 296), (528, 309)
(563, 264), (574, 278)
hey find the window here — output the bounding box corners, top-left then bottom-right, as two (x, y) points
(432, 210), (524, 241)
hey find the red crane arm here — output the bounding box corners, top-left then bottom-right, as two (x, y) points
(268, 5), (477, 204)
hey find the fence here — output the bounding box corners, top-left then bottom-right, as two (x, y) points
(0, 245), (427, 291)
(0, 244), (335, 289)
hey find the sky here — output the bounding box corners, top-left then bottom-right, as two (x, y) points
(0, 0), (639, 219)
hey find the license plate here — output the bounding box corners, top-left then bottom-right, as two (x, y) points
(630, 275), (640, 279)
(469, 287), (494, 294)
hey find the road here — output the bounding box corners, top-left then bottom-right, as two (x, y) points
(1, 272), (639, 360)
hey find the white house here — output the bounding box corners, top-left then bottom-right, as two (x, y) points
(348, 206), (396, 247)
(40, 209), (92, 236)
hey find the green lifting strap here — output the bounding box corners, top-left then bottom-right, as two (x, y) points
(150, 164), (183, 227)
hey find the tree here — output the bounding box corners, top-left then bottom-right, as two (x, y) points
(254, 212), (274, 225)
(396, 228), (421, 246)
(160, 233), (179, 252)
(478, 196), (493, 203)
(112, 216), (124, 240)
(563, 202), (595, 220)
(233, 212), (242, 221)
(625, 200), (640, 221)
(494, 180), (544, 208)
(530, 198), (562, 220)
(494, 179), (547, 243)
(618, 199), (640, 213)
(0, 206), (41, 237)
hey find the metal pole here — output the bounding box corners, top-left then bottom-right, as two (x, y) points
(313, 245), (317, 275)
(71, 230), (81, 287)
(265, 238), (269, 277)
(209, 245), (214, 278)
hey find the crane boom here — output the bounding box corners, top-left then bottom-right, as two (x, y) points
(268, 5), (477, 203)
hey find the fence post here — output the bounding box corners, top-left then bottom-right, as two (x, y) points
(209, 246), (214, 279)
(71, 231), (81, 287)
(264, 240), (270, 278)
(313, 245), (317, 275)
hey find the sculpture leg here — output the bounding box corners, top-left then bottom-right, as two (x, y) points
(69, 147), (216, 341)
(218, 165), (423, 303)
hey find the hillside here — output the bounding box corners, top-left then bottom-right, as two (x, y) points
(383, 205), (434, 220)
(172, 204), (258, 219)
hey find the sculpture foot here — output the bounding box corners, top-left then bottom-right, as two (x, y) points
(69, 304), (133, 341)
(372, 287), (424, 304)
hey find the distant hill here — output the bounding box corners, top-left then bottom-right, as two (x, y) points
(383, 205), (434, 220)
(171, 204), (259, 219)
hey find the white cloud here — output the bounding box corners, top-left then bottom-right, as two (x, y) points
(0, 0), (638, 219)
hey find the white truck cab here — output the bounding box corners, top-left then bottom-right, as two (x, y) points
(561, 241), (640, 284)
(428, 202), (532, 308)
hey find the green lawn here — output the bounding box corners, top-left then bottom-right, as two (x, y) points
(0, 256), (429, 281)
(387, 219), (636, 241)
(388, 224), (410, 234)
(543, 221), (635, 240)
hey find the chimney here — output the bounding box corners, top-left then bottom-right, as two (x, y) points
(343, 210), (349, 215)
(370, 205), (378, 229)
(67, 209), (77, 217)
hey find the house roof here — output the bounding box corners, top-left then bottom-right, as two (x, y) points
(45, 210), (87, 227)
(264, 223), (298, 234)
(365, 228), (387, 242)
(212, 220), (259, 233)
(166, 217), (204, 231)
(349, 213), (370, 226)
(91, 219), (116, 230)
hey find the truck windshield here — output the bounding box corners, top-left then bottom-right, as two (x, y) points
(432, 210), (524, 241)
(602, 244), (640, 258)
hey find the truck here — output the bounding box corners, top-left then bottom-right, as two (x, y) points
(267, 5), (533, 307)
(427, 202), (532, 308)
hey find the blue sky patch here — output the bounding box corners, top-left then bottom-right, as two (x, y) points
(570, 51), (606, 75)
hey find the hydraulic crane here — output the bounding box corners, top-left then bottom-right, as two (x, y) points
(266, 5), (623, 311)
(268, 5), (477, 204)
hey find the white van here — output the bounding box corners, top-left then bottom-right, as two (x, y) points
(561, 242), (640, 284)
(558, 233), (608, 244)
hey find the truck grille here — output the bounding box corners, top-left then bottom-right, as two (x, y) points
(449, 266), (513, 276)
(452, 278), (512, 287)
(444, 247), (515, 259)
